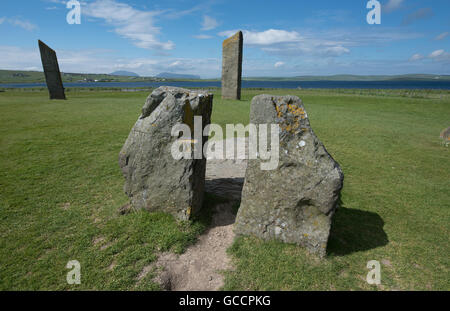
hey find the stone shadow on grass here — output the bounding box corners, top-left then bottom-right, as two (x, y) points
(204, 177), (389, 256)
(327, 199), (389, 256)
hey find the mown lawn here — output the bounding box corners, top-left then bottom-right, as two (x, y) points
(0, 87), (449, 290)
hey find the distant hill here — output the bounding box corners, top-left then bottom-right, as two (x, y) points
(110, 71), (139, 77)
(1, 69), (450, 84)
(156, 72), (201, 80)
(0, 70), (164, 83)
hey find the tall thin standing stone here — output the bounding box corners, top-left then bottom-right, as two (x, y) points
(38, 40), (66, 100)
(221, 31), (243, 100)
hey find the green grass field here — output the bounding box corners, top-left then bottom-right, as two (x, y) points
(0, 88), (449, 290)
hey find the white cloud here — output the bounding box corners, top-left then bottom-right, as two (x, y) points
(383, 0), (404, 13)
(409, 50), (450, 63)
(0, 46), (42, 73)
(274, 61), (284, 68)
(409, 53), (423, 61)
(9, 18), (37, 31)
(322, 46), (350, 56)
(201, 15), (219, 31)
(0, 17), (37, 31)
(219, 29), (350, 58)
(435, 32), (449, 41)
(193, 34), (213, 39)
(429, 50), (444, 58)
(0, 45), (221, 78)
(83, 0), (174, 50)
(3, 44), (449, 78)
(169, 60), (183, 68)
(163, 6), (203, 20)
(427, 49), (450, 62)
(219, 29), (301, 45)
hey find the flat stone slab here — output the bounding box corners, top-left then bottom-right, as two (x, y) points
(221, 31), (243, 100)
(38, 40), (66, 100)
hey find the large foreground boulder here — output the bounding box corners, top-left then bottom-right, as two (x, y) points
(234, 95), (344, 257)
(119, 86), (213, 220)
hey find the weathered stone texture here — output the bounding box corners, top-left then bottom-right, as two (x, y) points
(119, 86), (213, 221)
(221, 31), (243, 100)
(234, 94), (344, 257)
(38, 40), (66, 100)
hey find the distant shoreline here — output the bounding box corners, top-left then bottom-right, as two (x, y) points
(1, 79), (450, 90)
(1, 70), (450, 84)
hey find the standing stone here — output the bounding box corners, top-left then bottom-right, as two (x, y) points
(234, 95), (344, 258)
(38, 40), (66, 100)
(221, 31), (243, 100)
(119, 86), (213, 221)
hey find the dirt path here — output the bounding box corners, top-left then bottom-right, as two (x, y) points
(145, 138), (248, 290)
(151, 203), (236, 290)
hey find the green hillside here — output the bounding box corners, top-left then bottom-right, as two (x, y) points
(0, 70), (166, 84)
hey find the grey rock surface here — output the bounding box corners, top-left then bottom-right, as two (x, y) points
(440, 126), (450, 146)
(38, 40), (66, 100)
(221, 31), (243, 100)
(234, 94), (344, 257)
(119, 86), (213, 220)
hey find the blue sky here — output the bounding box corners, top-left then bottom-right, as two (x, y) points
(0, 0), (449, 78)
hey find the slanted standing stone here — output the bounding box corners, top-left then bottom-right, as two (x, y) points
(221, 31), (243, 100)
(38, 40), (66, 100)
(119, 86), (213, 221)
(234, 95), (344, 258)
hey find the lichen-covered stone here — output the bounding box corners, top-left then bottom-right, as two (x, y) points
(38, 40), (66, 100)
(221, 31), (243, 100)
(234, 94), (344, 258)
(119, 86), (213, 220)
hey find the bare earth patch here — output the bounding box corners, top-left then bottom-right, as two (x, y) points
(147, 138), (248, 290)
(151, 202), (236, 290)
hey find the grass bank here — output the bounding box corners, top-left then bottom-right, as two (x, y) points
(0, 88), (448, 290)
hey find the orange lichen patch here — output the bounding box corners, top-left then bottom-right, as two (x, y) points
(275, 104), (283, 118)
(287, 104), (305, 117)
(274, 100), (308, 135)
(222, 32), (241, 47)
